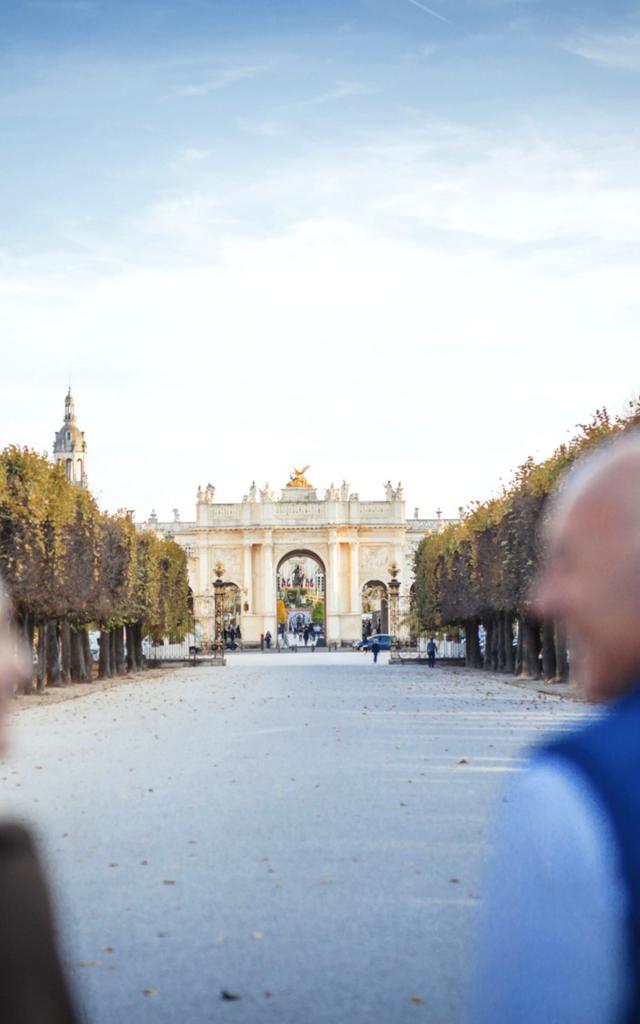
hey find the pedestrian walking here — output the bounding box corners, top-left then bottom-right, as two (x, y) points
(470, 433), (640, 1024)
(427, 637), (437, 668)
(264, 630), (272, 649)
(371, 639), (381, 664)
(303, 626), (309, 646)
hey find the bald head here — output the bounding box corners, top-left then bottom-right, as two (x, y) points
(554, 431), (640, 547)
(533, 430), (640, 700)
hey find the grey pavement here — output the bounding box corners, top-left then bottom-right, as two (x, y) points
(1, 654), (594, 1024)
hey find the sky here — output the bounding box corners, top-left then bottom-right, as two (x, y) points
(0, 0), (638, 521)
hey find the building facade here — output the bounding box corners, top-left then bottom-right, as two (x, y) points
(140, 469), (455, 646)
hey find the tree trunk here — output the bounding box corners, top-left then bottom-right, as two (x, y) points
(82, 629), (93, 681)
(46, 620), (62, 687)
(491, 613), (501, 671)
(554, 624), (569, 683)
(60, 619), (72, 685)
(465, 618), (483, 668)
(70, 628), (85, 682)
(125, 623), (137, 672)
(134, 623), (144, 670)
(114, 626), (126, 675)
(496, 612), (506, 672)
(19, 610), (34, 695)
(98, 630), (112, 680)
(520, 615), (541, 678)
(484, 617), (494, 671)
(502, 613), (515, 674)
(36, 622), (47, 692)
(541, 620), (556, 681)
(110, 630), (117, 676)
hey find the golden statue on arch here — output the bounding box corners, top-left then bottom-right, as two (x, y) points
(287, 465), (312, 488)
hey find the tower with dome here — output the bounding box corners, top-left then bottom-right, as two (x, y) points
(53, 388), (88, 487)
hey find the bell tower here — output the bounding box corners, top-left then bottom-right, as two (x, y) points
(53, 388), (88, 487)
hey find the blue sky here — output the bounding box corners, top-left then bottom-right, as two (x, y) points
(1, 0), (638, 518)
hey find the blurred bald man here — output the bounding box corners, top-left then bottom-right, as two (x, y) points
(470, 432), (640, 1024)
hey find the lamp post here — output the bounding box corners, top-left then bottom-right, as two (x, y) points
(213, 561), (226, 665)
(388, 563), (400, 658)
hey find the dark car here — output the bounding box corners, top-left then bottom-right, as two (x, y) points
(359, 633), (392, 651)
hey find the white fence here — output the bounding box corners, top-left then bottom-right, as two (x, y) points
(143, 641), (194, 661)
(417, 638), (465, 659)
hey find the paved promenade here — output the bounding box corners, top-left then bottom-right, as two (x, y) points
(1, 654), (593, 1024)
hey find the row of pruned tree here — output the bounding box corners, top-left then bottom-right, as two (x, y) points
(0, 447), (190, 693)
(413, 403), (640, 680)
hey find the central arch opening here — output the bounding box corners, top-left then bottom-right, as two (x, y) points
(276, 550), (326, 648)
(361, 580), (389, 639)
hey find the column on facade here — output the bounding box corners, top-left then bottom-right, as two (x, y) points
(328, 529), (339, 615)
(350, 540), (360, 613)
(243, 540), (253, 614)
(198, 544), (212, 642)
(262, 531), (275, 618)
(198, 544), (208, 592)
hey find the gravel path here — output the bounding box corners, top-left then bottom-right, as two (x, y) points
(1, 654), (593, 1024)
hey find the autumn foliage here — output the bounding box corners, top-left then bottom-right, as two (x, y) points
(0, 447), (190, 692)
(413, 403), (640, 679)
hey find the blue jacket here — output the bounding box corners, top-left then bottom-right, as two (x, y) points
(538, 682), (640, 1023)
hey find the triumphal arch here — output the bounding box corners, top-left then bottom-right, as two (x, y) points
(142, 470), (451, 646)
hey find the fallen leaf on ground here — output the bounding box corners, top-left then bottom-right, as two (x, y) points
(221, 990), (240, 1001)
(410, 996), (425, 1005)
(143, 988), (157, 997)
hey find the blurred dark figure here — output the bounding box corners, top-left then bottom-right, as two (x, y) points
(0, 589), (80, 1023)
(471, 433), (640, 1024)
(371, 639), (380, 664)
(426, 637), (437, 668)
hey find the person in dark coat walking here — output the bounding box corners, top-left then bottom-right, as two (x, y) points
(0, 588), (80, 1023)
(427, 637), (437, 668)
(371, 639), (381, 664)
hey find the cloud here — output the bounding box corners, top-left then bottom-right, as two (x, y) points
(136, 193), (238, 242)
(2, 117), (639, 518)
(564, 30), (640, 70)
(172, 147), (211, 170)
(406, 0), (451, 25)
(307, 80), (371, 104)
(175, 63), (272, 97)
(236, 117), (286, 138)
(135, 119), (640, 260)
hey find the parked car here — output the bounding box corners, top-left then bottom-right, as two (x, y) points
(359, 633), (392, 651)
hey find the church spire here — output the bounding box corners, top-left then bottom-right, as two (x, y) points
(64, 387), (76, 423)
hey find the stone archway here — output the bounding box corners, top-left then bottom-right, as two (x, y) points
(276, 550), (327, 647)
(362, 580), (389, 637)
